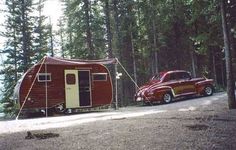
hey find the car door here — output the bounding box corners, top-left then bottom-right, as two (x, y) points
(164, 72), (183, 95)
(177, 72), (196, 94)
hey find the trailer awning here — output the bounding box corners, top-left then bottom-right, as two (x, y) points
(37, 56), (117, 65)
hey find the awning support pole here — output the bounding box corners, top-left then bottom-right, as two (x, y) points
(116, 58), (140, 89)
(45, 61), (48, 117)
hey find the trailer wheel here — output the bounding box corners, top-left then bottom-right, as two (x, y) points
(54, 103), (66, 113)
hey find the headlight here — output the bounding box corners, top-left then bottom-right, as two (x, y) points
(136, 97), (142, 101)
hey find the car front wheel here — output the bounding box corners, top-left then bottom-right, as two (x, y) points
(163, 93), (172, 104)
(204, 86), (213, 96)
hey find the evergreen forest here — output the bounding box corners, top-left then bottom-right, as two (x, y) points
(0, 0), (236, 116)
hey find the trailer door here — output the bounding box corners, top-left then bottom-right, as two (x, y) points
(78, 70), (91, 107)
(64, 70), (80, 108)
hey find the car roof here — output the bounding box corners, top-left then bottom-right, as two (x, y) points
(161, 70), (189, 75)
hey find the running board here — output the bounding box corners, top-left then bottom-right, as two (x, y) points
(174, 92), (197, 98)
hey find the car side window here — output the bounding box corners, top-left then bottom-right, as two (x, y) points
(163, 72), (190, 82)
(169, 73), (177, 81)
(174, 73), (181, 81)
(178, 72), (191, 80)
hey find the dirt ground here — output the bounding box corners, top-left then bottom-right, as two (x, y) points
(1, 93), (236, 150)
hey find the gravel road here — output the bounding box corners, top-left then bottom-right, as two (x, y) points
(1, 92), (236, 150)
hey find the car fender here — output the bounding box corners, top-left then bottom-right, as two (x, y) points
(147, 86), (175, 98)
(195, 79), (214, 94)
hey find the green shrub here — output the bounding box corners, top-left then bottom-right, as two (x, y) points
(1, 100), (18, 119)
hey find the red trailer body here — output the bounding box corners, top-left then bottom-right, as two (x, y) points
(14, 56), (114, 112)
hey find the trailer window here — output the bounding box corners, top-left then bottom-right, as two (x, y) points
(92, 73), (107, 81)
(66, 74), (76, 84)
(38, 73), (51, 82)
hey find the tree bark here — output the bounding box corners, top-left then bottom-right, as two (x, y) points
(220, 0), (236, 109)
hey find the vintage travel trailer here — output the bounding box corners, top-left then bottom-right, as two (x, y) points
(14, 56), (115, 113)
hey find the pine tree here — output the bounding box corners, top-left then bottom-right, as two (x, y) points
(1, 0), (37, 117)
(64, 0), (106, 59)
(1, 0), (22, 116)
(20, 0), (34, 72)
(33, 0), (50, 61)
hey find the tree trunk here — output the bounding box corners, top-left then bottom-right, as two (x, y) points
(221, 59), (225, 87)
(220, 0), (236, 109)
(113, 0), (123, 106)
(84, 0), (94, 59)
(13, 2), (17, 83)
(212, 50), (217, 85)
(49, 17), (54, 57)
(104, 0), (117, 109)
(104, 0), (113, 58)
(58, 19), (65, 58)
(69, 31), (73, 58)
(190, 50), (196, 78)
(112, 0), (122, 58)
(67, 15), (73, 59)
(130, 25), (138, 91)
(150, 0), (159, 75)
(21, 0), (29, 72)
(38, 0), (42, 59)
(193, 21), (199, 76)
(172, 0), (180, 69)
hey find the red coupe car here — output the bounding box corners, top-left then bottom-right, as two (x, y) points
(135, 70), (214, 104)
